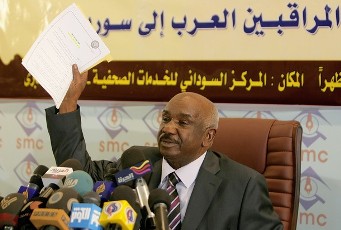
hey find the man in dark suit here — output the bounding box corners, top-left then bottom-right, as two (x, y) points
(45, 64), (283, 230)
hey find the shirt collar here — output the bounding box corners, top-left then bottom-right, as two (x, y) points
(161, 151), (207, 188)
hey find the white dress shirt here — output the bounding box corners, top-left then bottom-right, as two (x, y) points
(159, 152), (207, 221)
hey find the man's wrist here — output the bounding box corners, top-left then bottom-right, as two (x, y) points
(58, 100), (77, 114)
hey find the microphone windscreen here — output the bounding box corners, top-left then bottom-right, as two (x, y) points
(46, 187), (82, 215)
(27, 165), (49, 191)
(28, 175), (44, 189)
(33, 165), (49, 176)
(121, 147), (152, 184)
(110, 185), (140, 215)
(148, 188), (171, 211)
(121, 147), (147, 169)
(59, 158), (83, 171)
(0, 193), (26, 214)
(83, 191), (101, 207)
(0, 193), (27, 228)
(64, 170), (94, 196)
(104, 167), (119, 181)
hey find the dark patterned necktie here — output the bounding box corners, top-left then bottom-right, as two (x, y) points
(167, 172), (181, 230)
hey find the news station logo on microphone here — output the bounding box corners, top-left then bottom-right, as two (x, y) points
(94, 181), (116, 202)
(114, 160), (152, 186)
(99, 200), (137, 229)
(69, 203), (102, 230)
(42, 166), (73, 187)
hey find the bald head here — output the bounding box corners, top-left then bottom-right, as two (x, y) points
(169, 92), (219, 130)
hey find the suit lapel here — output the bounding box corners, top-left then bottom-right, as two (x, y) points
(181, 151), (222, 230)
(148, 159), (162, 190)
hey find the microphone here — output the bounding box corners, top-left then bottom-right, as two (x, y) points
(46, 187), (82, 215)
(120, 148), (155, 230)
(93, 167), (118, 203)
(83, 191), (101, 207)
(115, 160), (153, 187)
(59, 158), (83, 171)
(18, 164), (49, 201)
(110, 185), (141, 230)
(0, 193), (27, 229)
(120, 147), (153, 183)
(18, 182), (60, 230)
(148, 189), (171, 230)
(41, 159), (82, 187)
(30, 208), (70, 230)
(69, 191), (102, 230)
(64, 170), (94, 196)
(30, 187), (82, 230)
(99, 185), (139, 230)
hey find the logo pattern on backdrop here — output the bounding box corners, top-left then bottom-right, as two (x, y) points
(294, 110), (330, 147)
(98, 107), (130, 139)
(14, 153), (39, 185)
(15, 102), (43, 136)
(243, 111), (277, 119)
(300, 166), (330, 211)
(143, 105), (165, 137)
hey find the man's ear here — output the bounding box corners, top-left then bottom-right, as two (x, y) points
(202, 128), (217, 147)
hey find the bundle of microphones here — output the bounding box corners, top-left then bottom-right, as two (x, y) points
(0, 149), (172, 230)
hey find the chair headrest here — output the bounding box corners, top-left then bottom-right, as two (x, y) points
(211, 118), (275, 173)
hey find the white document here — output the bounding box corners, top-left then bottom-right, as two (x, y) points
(22, 3), (110, 108)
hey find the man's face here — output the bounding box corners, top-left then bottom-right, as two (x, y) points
(157, 95), (207, 168)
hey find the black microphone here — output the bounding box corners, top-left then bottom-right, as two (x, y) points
(0, 193), (27, 229)
(46, 187), (83, 215)
(120, 147), (155, 230)
(120, 147), (153, 185)
(18, 183), (60, 230)
(110, 185), (141, 220)
(18, 164), (49, 201)
(148, 189), (171, 230)
(83, 191), (101, 207)
(59, 158), (83, 170)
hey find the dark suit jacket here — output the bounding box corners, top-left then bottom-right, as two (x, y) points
(46, 106), (283, 230)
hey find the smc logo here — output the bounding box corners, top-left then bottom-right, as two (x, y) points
(15, 102), (43, 136)
(14, 153), (39, 185)
(98, 107), (130, 139)
(300, 166), (330, 211)
(143, 105), (165, 137)
(243, 110), (276, 119)
(294, 110), (330, 148)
